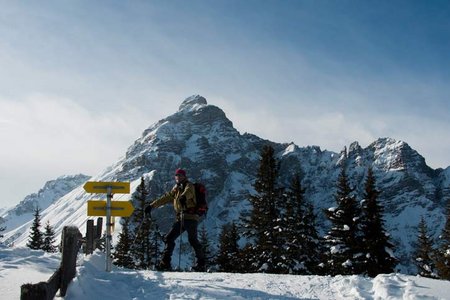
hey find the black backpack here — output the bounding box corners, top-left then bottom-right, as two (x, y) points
(193, 182), (208, 216)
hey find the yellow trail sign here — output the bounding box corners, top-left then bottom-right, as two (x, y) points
(83, 181), (130, 194)
(87, 200), (135, 217)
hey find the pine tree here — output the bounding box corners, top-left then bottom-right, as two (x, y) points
(281, 174), (321, 274)
(27, 207), (44, 250)
(149, 221), (163, 269)
(113, 217), (135, 269)
(130, 176), (158, 269)
(323, 167), (362, 275)
(216, 222), (241, 272)
(281, 174), (305, 274)
(237, 244), (253, 273)
(42, 221), (57, 253)
(436, 199), (450, 279)
(360, 167), (397, 277)
(199, 223), (212, 269)
(415, 217), (438, 278)
(240, 145), (285, 273)
(302, 201), (324, 274)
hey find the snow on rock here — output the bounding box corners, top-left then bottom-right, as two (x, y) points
(3, 95), (450, 275)
(178, 94), (208, 112)
(281, 143), (297, 156)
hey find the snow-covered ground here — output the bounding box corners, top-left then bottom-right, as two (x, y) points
(2, 247), (450, 299)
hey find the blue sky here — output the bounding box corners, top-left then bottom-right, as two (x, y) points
(1, 1), (449, 207)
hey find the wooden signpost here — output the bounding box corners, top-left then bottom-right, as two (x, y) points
(84, 181), (133, 272)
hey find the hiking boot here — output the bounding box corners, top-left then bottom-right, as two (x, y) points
(156, 261), (172, 271)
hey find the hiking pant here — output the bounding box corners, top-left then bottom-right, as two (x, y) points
(161, 219), (205, 264)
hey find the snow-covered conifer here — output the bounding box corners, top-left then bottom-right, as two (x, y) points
(323, 166), (362, 275)
(415, 217), (438, 278)
(217, 222), (241, 272)
(27, 207), (44, 250)
(436, 199), (450, 279)
(360, 167), (397, 276)
(42, 221), (57, 253)
(240, 145), (285, 273)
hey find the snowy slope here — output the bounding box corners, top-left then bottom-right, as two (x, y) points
(3, 95), (450, 274)
(2, 247), (450, 300)
(1, 174), (90, 246)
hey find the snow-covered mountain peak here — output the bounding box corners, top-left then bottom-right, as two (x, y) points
(349, 141), (363, 154)
(372, 137), (406, 150)
(4, 95), (449, 275)
(125, 96), (236, 171)
(178, 94), (208, 112)
(367, 137), (429, 172)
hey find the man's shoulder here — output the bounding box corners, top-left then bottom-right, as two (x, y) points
(182, 181), (195, 192)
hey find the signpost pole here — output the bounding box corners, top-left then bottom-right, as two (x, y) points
(105, 186), (112, 272)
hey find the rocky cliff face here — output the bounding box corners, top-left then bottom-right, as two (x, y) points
(3, 95), (449, 273)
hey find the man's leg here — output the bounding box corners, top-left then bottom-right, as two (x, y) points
(159, 221), (182, 270)
(185, 220), (205, 270)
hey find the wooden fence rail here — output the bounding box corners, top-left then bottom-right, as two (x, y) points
(20, 226), (82, 300)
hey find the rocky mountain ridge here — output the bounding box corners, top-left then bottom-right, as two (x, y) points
(2, 95), (449, 273)
(0, 174), (90, 244)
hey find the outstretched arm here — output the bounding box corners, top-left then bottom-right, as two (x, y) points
(150, 187), (176, 208)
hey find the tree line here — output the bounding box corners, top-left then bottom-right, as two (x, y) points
(216, 145), (450, 278)
(216, 146), (450, 280)
(26, 207), (57, 252)
(217, 145), (396, 276)
(110, 145), (450, 278)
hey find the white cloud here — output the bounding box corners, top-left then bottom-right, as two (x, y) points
(0, 94), (150, 207)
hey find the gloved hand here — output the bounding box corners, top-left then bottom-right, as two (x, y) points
(179, 195), (187, 208)
(144, 205), (152, 216)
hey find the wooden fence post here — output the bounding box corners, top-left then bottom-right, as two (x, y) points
(95, 217), (104, 250)
(60, 226), (81, 297)
(96, 217), (103, 239)
(86, 220), (94, 254)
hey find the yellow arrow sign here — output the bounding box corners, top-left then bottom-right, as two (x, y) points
(87, 200), (135, 217)
(83, 181), (130, 194)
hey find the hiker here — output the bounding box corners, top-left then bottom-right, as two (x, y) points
(145, 168), (205, 271)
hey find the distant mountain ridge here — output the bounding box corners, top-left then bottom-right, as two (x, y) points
(2, 95), (449, 274)
(13, 174), (91, 216)
(1, 174), (90, 244)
